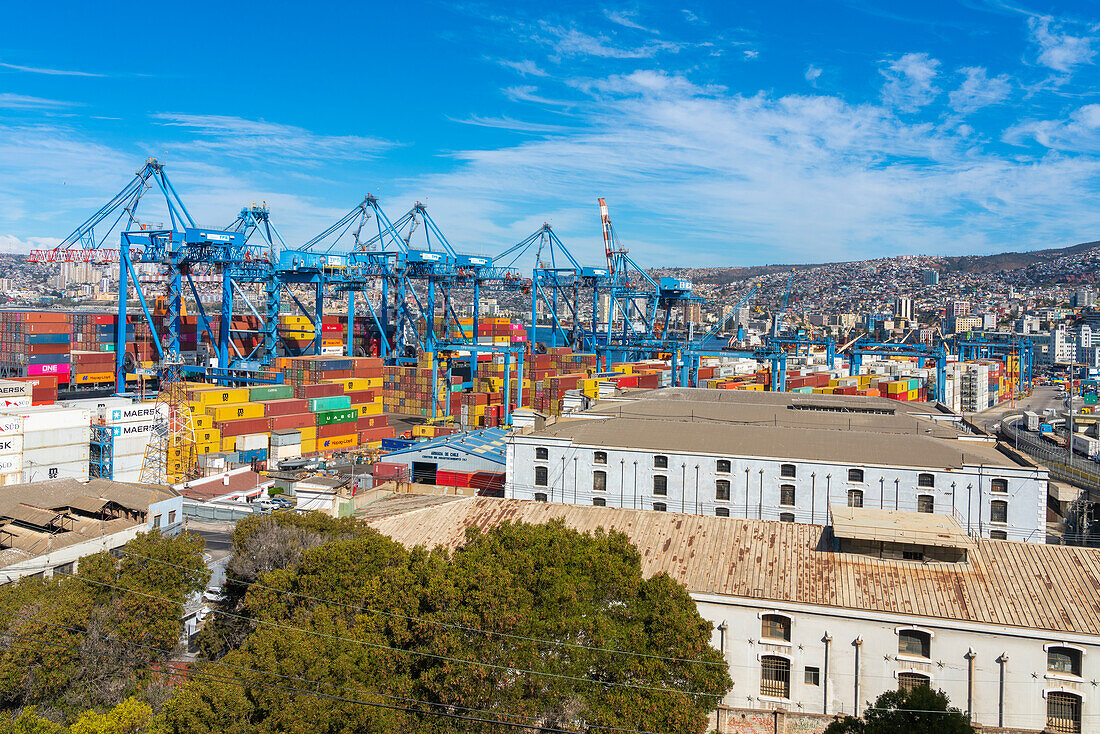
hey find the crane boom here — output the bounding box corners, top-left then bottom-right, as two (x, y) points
(597, 197), (615, 275)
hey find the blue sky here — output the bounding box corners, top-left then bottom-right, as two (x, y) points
(1, 0), (1099, 266)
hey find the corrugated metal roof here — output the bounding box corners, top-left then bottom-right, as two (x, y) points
(830, 506), (972, 549)
(384, 428), (508, 466)
(369, 497), (1100, 637)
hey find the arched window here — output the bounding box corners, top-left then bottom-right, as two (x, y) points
(761, 614), (791, 642)
(715, 480), (731, 501)
(592, 470), (606, 492)
(898, 629), (931, 658)
(535, 466), (548, 487)
(653, 475), (667, 496)
(780, 485), (795, 506)
(1048, 647), (1082, 677)
(1047, 691), (1082, 734)
(593, 451), (607, 465)
(918, 473), (935, 488)
(715, 507), (730, 517)
(592, 497), (606, 507)
(917, 494), (934, 513)
(534, 492), (548, 502)
(653, 502), (666, 512)
(991, 500), (1008, 524)
(717, 459), (731, 473)
(990, 478), (1008, 493)
(760, 656), (790, 699)
(848, 468), (864, 483)
(780, 464), (796, 478)
(897, 672), (931, 692)
(779, 512), (795, 523)
(535, 447), (548, 461)
(654, 455), (668, 469)
(847, 489), (863, 508)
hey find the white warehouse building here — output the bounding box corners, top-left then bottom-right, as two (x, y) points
(506, 389), (1049, 543)
(371, 497), (1100, 734)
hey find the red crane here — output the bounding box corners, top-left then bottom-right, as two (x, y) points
(597, 197), (616, 276)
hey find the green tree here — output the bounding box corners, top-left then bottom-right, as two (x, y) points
(824, 686), (974, 734)
(163, 519), (731, 734)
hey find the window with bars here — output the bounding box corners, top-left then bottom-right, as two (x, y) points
(1047, 691), (1082, 734)
(848, 468), (864, 483)
(991, 500), (1008, 524)
(716, 480), (731, 501)
(897, 672), (930, 692)
(918, 473), (935, 488)
(780, 464), (796, 478)
(594, 451), (607, 465)
(898, 630), (930, 658)
(990, 478), (1008, 493)
(716, 507), (730, 517)
(535, 447), (548, 461)
(717, 459), (731, 473)
(761, 614), (791, 642)
(780, 484), (795, 506)
(653, 475), (667, 496)
(592, 497), (606, 507)
(779, 512), (795, 522)
(654, 455), (668, 469)
(990, 530), (1007, 540)
(1048, 647), (1082, 677)
(593, 470), (607, 492)
(760, 656), (790, 699)
(917, 494), (934, 513)
(535, 466), (548, 486)
(847, 489), (863, 508)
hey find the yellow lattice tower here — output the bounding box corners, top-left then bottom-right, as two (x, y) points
(139, 356), (199, 486)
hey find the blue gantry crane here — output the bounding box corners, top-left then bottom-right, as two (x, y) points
(847, 337), (948, 402)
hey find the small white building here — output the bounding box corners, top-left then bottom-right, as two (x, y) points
(371, 497), (1100, 734)
(507, 389), (1048, 542)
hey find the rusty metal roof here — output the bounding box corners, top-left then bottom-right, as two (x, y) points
(369, 497), (1100, 637)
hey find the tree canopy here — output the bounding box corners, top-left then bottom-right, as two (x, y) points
(824, 686), (975, 734)
(164, 515), (732, 734)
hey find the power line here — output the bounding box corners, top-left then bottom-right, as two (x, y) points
(3, 615), (661, 734)
(58, 571), (724, 699)
(120, 550), (725, 668)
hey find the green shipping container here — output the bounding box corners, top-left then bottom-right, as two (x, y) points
(249, 384), (294, 401)
(309, 395), (351, 412)
(315, 408), (358, 426)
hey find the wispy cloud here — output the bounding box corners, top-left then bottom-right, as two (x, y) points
(1027, 15), (1096, 73)
(0, 93), (77, 110)
(948, 66), (1011, 114)
(493, 58), (549, 77)
(880, 52), (940, 112)
(680, 9), (704, 24)
(539, 23), (683, 59)
(450, 115), (574, 134)
(1005, 103), (1100, 152)
(150, 114), (394, 163)
(0, 62), (104, 77)
(805, 65), (823, 84)
(603, 9), (657, 34)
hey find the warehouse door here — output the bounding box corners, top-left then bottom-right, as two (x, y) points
(412, 461), (437, 485)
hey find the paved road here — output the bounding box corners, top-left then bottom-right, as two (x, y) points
(967, 386), (1065, 433)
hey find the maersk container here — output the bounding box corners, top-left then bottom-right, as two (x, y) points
(104, 403), (166, 426)
(0, 435), (22, 456)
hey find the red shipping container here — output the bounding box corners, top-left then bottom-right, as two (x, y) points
(295, 383), (344, 399)
(317, 422), (355, 439)
(262, 398), (309, 416)
(359, 426), (396, 442)
(269, 413), (315, 431)
(215, 417), (271, 437)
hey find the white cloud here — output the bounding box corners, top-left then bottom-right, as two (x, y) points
(603, 9), (656, 33)
(743, 49), (759, 60)
(539, 24), (682, 59)
(948, 67), (1011, 114)
(399, 70), (1100, 265)
(0, 62), (104, 77)
(1005, 104), (1100, 151)
(804, 65), (823, 84)
(1028, 15), (1096, 73)
(0, 93), (76, 110)
(880, 53), (940, 112)
(681, 9), (703, 24)
(150, 114), (394, 163)
(0, 234), (60, 252)
(494, 58), (549, 77)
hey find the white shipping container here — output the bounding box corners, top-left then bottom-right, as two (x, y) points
(0, 380), (32, 401)
(0, 455), (22, 474)
(0, 471), (21, 487)
(0, 406), (90, 433)
(111, 454), (146, 474)
(0, 416), (23, 436)
(103, 403), (167, 426)
(25, 445), (89, 466)
(111, 470), (142, 483)
(271, 444), (301, 461)
(0, 397), (31, 409)
(0, 434), (22, 456)
(236, 433), (268, 452)
(23, 427), (91, 451)
(22, 459), (88, 483)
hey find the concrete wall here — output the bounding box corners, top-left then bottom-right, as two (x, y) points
(507, 436), (1047, 541)
(696, 594), (1094, 732)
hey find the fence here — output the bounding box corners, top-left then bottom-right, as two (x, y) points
(181, 499), (256, 523)
(999, 420), (1100, 494)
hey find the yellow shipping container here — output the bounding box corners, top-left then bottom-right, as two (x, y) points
(195, 388), (250, 406)
(886, 381), (907, 394)
(299, 426), (317, 441)
(196, 441), (218, 455)
(194, 428), (221, 444)
(279, 315), (311, 325)
(221, 436), (237, 452)
(357, 403), (383, 417)
(907, 389), (918, 401)
(300, 439), (316, 454)
(193, 415), (212, 430)
(209, 403), (264, 422)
